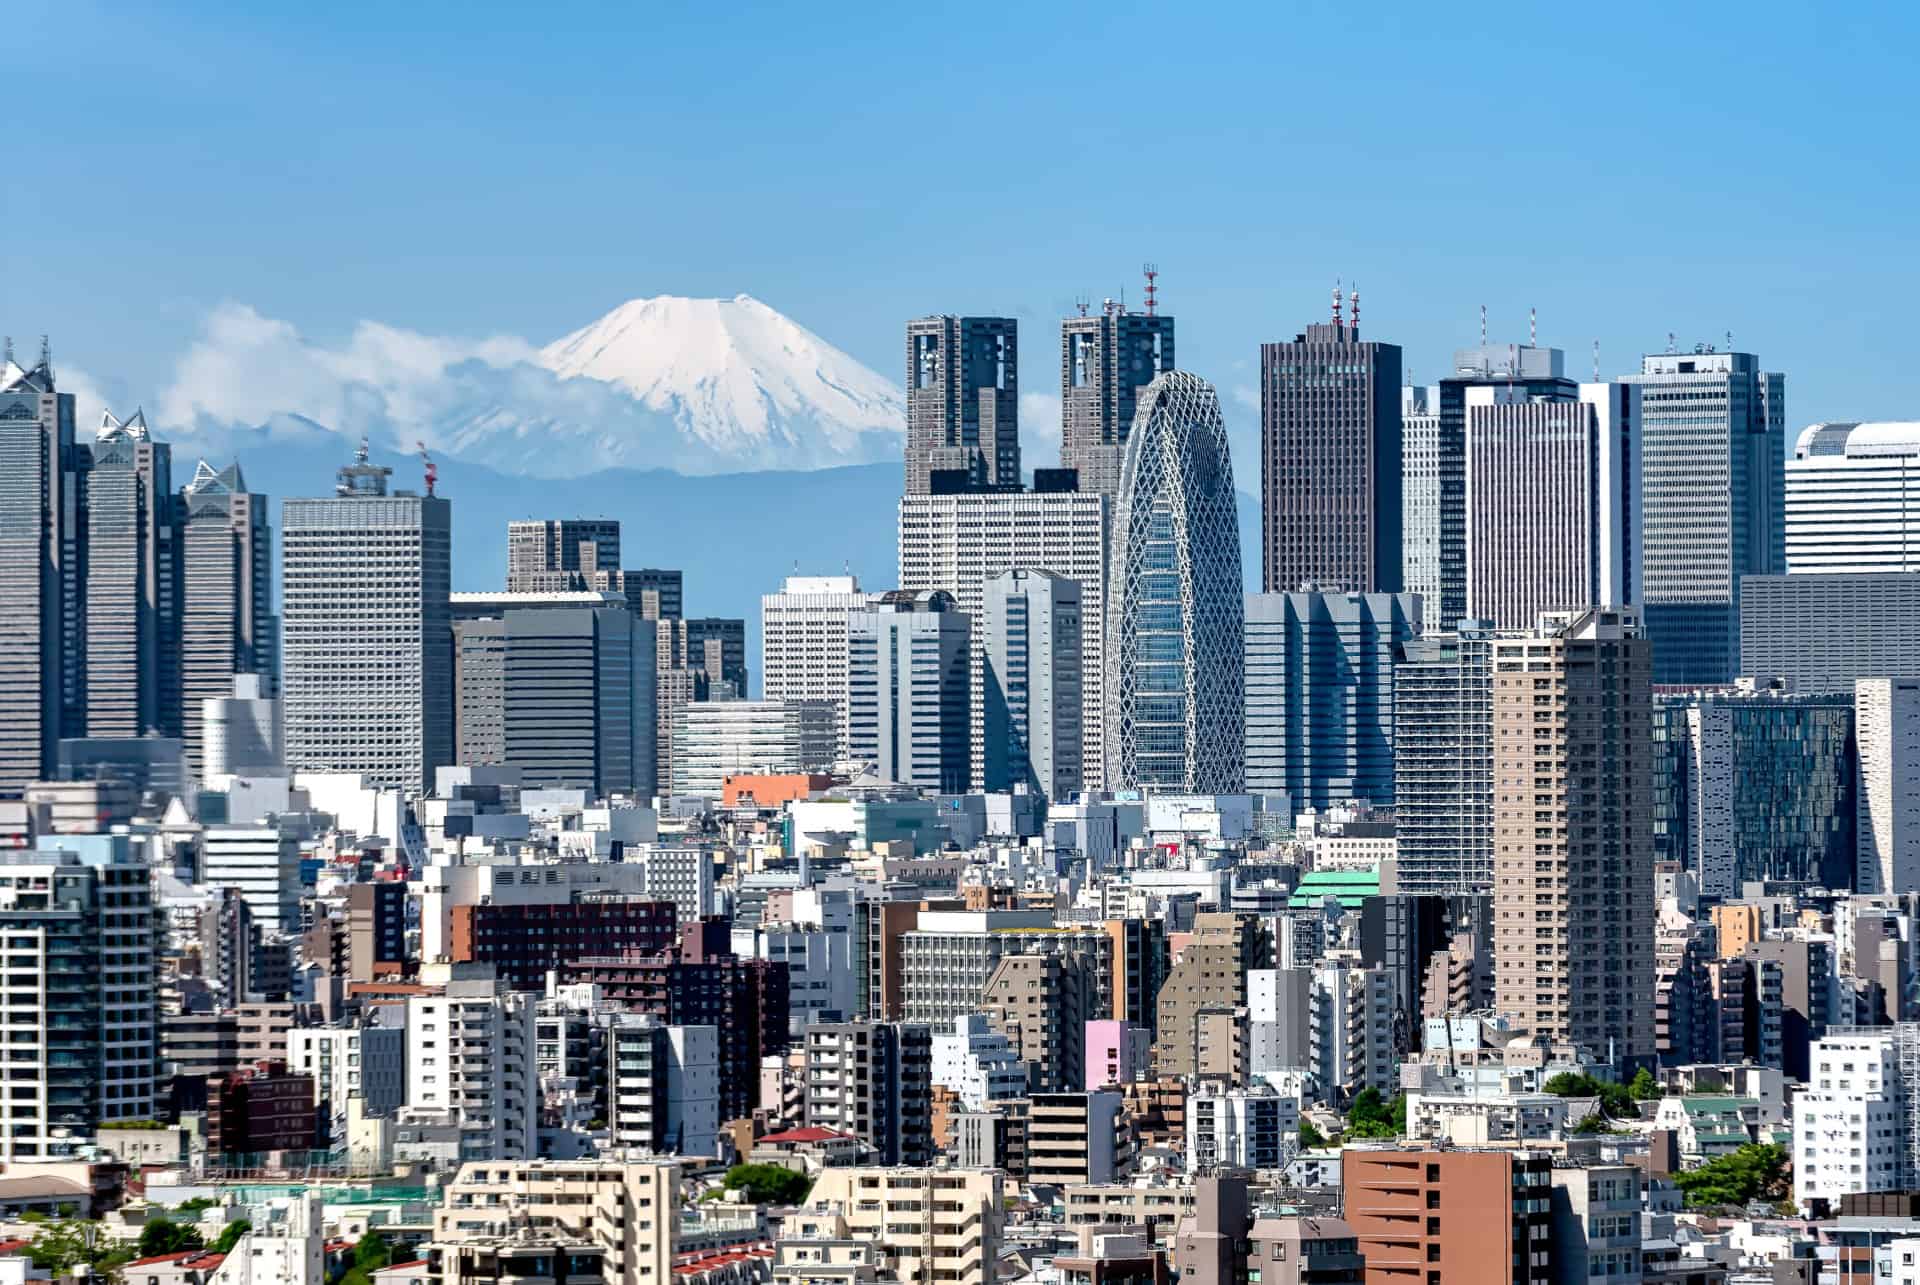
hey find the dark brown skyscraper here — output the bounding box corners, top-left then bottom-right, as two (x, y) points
(1258, 290), (1403, 594)
(1060, 300), (1173, 497)
(905, 315), (1018, 495)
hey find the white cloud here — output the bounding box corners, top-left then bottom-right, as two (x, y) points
(1019, 390), (1062, 468)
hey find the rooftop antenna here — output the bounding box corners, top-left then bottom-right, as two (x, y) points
(1593, 339), (1600, 382)
(1480, 304), (1487, 345)
(1726, 329), (1734, 352)
(1666, 332), (1676, 355)
(419, 441), (438, 494)
(2, 337), (11, 364)
(1529, 307), (1537, 347)
(355, 435), (371, 465)
(1332, 279), (1343, 329)
(1349, 286), (1360, 335)
(1075, 295), (1090, 318)
(38, 336), (49, 377)
(1142, 263), (1159, 316)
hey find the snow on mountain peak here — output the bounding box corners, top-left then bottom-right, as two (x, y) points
(535, 293), (904, 460)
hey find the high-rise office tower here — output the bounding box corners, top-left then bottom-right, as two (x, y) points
(761, 573), (884, 761)
(1106, 372), (1244, 793)
(0, 345), (85, 796)
(982, 569), (1083, 799)
(1060, 300), (1174, 497)
(898, 486), (1109, 787)
(85, 409), (180, 740)
(1258, 291), (1402, 594)
(1491, 608), (1654, 1063)
(452, 606), (658, 795)
(1464, 382), (1638, 629)
(1652, 683), (1857, 897)
(846, 591), (971, 792)
(1786, 422), (1920, 573)
(179, 461), (274, 783)
(1244, 589), (1421, 810)
(1392, 623), (1497, 896)
(282, 442), (452, 791)
(656, 615), (747, 796)
(905, 316), (1019, 495)
(671, 698), (836, 798)
(1621, 348), (1784, 684)
(0, 845), (157, 1159)
(1857, 678), (1920, 897)
(1405, 340), (1576, 630)
(506, 518), (621, 590)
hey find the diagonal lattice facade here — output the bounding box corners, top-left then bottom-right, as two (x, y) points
(1105, 371), (1245, 792)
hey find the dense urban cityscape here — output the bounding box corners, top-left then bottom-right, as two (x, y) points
(0, 276), (1914, 1285)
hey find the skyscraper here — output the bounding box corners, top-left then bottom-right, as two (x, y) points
(179, 460), (274, 783)
(761, 573), (884, 761)
(1060, 301), (1174, 497)
(506, 518), (622, 591)
(1786, 421), (1920, 573)
(1244, 589), (1421, 810)
(282, 442), (452, 791)
(1464, 381), (1638, 629)
(85, 409), (180, 740)
(0, 345), (84, 796)
(1491, 608), (1654, 1063)
(1856, 678), (1920, 896)
(1258, 291), (1402, 595)
(1392, 623), (1497, 896)
(898, 487), (1109, 787)
(1405, 340), (1575, 630)
(1106, 371), (1244, 793)
(905, 316), (1019, 495)
(982, 568), (1083, 799)
(847, 590), (971, 792)
(1621, 348), (1784, 684)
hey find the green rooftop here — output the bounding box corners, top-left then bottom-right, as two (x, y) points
(1287, 870), (1381, 909)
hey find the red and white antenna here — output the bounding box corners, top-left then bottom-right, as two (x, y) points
(417, 441), (437, 496)
(1349, 285), (1360, 334)
(1142, 263), (1159, 316)
(1333, 278), (1344, 329)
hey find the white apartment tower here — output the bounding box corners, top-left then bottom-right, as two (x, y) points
(282, 442), (452, 791)
(761, 574), (884, 760)
(407, 974), (538, 1161)
(1857, 678), (1920, 895)
(1794, 1027), (1909, 1210)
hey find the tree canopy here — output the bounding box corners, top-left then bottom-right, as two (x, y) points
(1542, 1072), (1637, 1119)
(137, 1217), (205, 1259)
(723, 1164), (811, 1206)
(1345, 1089), (1406, 1139)
(1299, 1118), (1329, 1149)
(213, 1221), (252, 1254)
(1672, 1144), (1790, 1209)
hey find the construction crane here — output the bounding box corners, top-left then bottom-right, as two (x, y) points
(416, 441), (437, 496)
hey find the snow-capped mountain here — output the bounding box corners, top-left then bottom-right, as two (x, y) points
(148, 295), (905, 481)
(535, 294), (904, 462)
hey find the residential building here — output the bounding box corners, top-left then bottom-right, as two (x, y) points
(1084, 1019), (1152, 1091)
(1244, 589), (1420, 809)
(804, 1166), (1004, 1285)
(1548, 1165), (1643, 1285)
(1621, 348), (1784, 685)
(1741, 572), (1920, 692)
(1258, 293), (1403, 594)
(1246, 1217), (1364, 1285)
(905, 315), (1019, 494)
(1786, 421), (1920, 573)
(1028, 1090), (1126, 1186)
(1392, 624), (1496, 895)
(1651, 683), (1857, 896)
(206, 1061), (316, 1159)
(1061, 301), (1175, 497)
(0, 848), (157, 1159)
(761, 574), (885, 759)
(282, 442), (452, 790)
(1106, 371), (1244, 792)
(898, 487), (1109, 787)
(434, 1160), (682, 1285)
(1186, 1081), (1295, 1172)
(406, 974), (539, 1161)
(1858, 678), (1920, 896)
(846, 590), (971, 792)
(606, 1015), (720, 1157)
(671, 699), (836, 799)
(1491, 608), (1655, 1063)
(1793, 1027), (1910, 1210)
(1308, 962), (1397, 1102)
(932, 1014), (1028, 1108)
(982, 568), (1083, 799)
(804, 1020), (934, 1165)
(85, 409), (180, 741)
(450, 900), (677, 991)
(0, 347), (83, 795)
(1341, 1147), (1555, 1285)
(980, 950), (1103, 1093)
(899, 910), (1113, 1030)
(1154, 913), (1268, 1079)
(286, 1019), (407, 1121)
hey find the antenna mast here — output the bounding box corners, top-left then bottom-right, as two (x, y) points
(1480, 304), (1487, 345)
(1529, 307), (1537, 347)
(1332, 279), (1343, 330)
(1142, 263), (1159, 316)
(416, 441), (437, 497)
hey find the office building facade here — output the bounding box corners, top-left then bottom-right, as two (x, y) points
(1742, 572), (1920, 693)
(1858, 678), (1920, 897)
(1245, 589), (1420, 810)
(84, 409), (180, 740)
(671, 698), (836, 799)
(1491, 609), (1655, 1063)
(761, 573), (885, 760)
(282, 444), (452, 790)
(905, 315), (1019, 494)
(846, 591), (972, 793)
(1622, 348), (1784, 685)
(1106, 372), (1244, 793)
(1392, 624), (1497, 896)
(1258, 296), (1402, 595)
(1060, 304), (1174, 497)
(982, 568), (1083, 799)
(1786, 421), (1920, 573)
(179, 461), (274, 782)
(506, 519), (621, 590)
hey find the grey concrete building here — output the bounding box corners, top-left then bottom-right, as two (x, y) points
(0, 347), (84, 796)
(85, 409), (181, 741)
(179, 461), (275, 783)
(1258, 292), (1402, 595)
(282, 442), (452, 791)
(1621, 348), (1784, 685)
(983, 568), (1083, 800)
(1060, 303), (1174, 497)
(1392, 622), (1497, 896)
(847, 590), (971, 792)
(1740, 572), (1920, 693)
(761, 573), (884, 762)
(670, 698), (835, 799)
(1245, 589), (1421, 811)
(905, 315), (1019, 495)
(804, 1020), (934, 1166)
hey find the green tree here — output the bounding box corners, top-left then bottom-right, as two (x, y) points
(137, 1217), (205, 1259)
(355, 1231), (393, 1272)
(1629, 1068), (1661, 1101)
(1672, 1143), (1789, 1209)
(27, 1221), (114, 1276)
(174, 1197), (216, 1216)
(1541, 1072), (1637, 1119)
(1299, 1118), (1329, 1149)
(1345, 1089), (1405, 1139)
(212, 1221), (252, 1255)
(723, 1163), (811, 1206)
(340, 1271), (374, 1285)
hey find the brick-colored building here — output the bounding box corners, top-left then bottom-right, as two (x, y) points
(1341, 1147), (1554, 1285)
(207, 1061), (316, 1160)
(451, 899), (676, 990)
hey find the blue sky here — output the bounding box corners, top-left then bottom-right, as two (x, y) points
(9, 0), (1920, 467)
